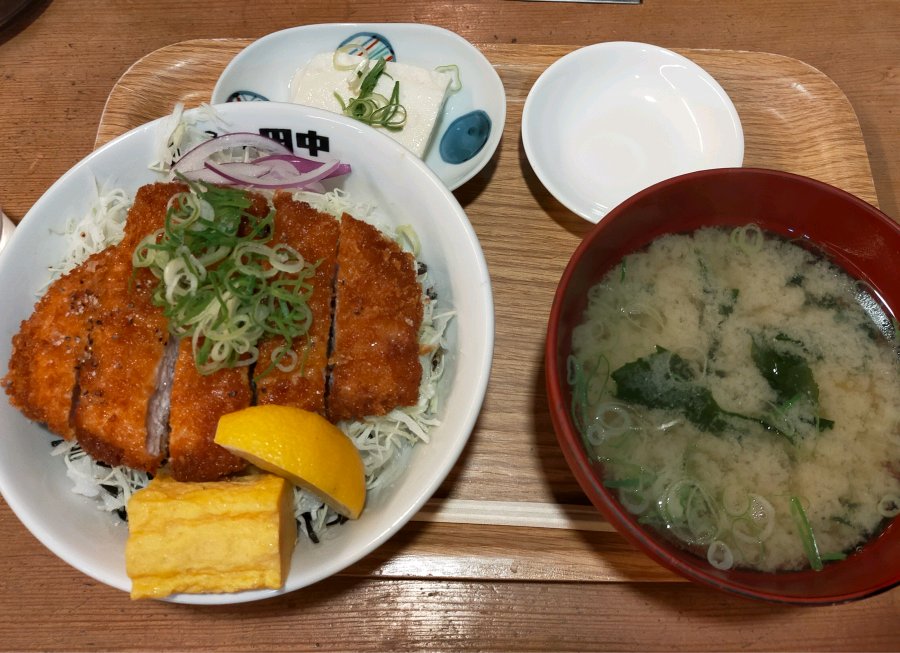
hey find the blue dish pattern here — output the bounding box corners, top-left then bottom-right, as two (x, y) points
(337, 32), (396, 61)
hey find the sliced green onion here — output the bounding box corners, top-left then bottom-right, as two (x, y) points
(622, 301), (666, 333)
(877, 494), (900, 518)
(619, 487), (651, 514)
(395, 224), (421, 258)
(729, 223), (764, 254)
(722, 486), (751, 517)
(333, 44), (364, 70)
(790, 496), (823, 571)
(133, 179), (316, 374)
(660, 479), (719, 546)
(567, 353), (610, 440)
(435, 64), (462, 92)
(707, 540), (734, 570)
(273, 346), (299, 373)
(334, 57), (408, 130)
(584, 402), (633, 445)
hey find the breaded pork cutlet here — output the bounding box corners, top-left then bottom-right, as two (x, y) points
(327, 214), (423, 422)
(167, 188), (271, 482)
(119, 182), (186, 249)
(254, 193), (340, 414)
(2, 249), (112, 439)
(2, 182), (187, 444)
(167, 340), (251, 481)
(72, 183), (184, 472)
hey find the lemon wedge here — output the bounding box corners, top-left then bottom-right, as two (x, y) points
(214, 406), (366, 519)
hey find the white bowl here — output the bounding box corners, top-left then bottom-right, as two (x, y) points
(522, 42), (744, 223)
(0, 102), (494, 604)
(212, 23), (507, 191)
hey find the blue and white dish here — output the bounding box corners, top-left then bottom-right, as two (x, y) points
(212, 23), (506, 191)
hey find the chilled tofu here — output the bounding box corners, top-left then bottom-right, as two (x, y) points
(125, 472), (296, 599)
(290, 52), (453, 157)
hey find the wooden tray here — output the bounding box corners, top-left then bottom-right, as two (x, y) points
(96, 40), (879, 585)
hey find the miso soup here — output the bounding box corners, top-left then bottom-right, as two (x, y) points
(569, 225), (900, 572)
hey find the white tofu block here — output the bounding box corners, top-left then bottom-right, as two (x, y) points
(290, 52), (452, 158)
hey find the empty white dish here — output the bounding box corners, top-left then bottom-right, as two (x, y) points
(522, 42), (744, 223)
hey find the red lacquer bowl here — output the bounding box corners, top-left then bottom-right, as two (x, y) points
(545, 167), (900, 604)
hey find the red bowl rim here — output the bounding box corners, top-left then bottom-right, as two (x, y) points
(545, 167), (900, 605)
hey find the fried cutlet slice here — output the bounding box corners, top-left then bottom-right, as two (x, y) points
(254, 194), (340, 414)
(2, 248), (112, 440)
(327, 214), (423, 422)
(164, 185), (271, 480)
(167, 339), (251, 481)
(72, 183), (185, 471)
(119, 181), (187, 250)
(73, 262), (171, 471)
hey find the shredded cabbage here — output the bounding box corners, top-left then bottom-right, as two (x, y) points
(150, 102), (230, 174)
(47, 181), (131, 281)
(50, 439), (149, 514)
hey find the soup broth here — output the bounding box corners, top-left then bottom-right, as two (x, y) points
(569, 225), (900, 572)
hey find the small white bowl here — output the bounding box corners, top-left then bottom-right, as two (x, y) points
(212, 23), (506, 191)
(522, 42), (744, 223)
(0, 102), (494, 604)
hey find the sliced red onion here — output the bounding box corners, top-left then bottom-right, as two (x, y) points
(180, 162), (276, 185)
(254, 154), (352, 179)
(180, 168), (240, 185)
(203, 159), (343, 190)
(172, 132), (292, 174)
(256, 159), (306, 180)
(206, 162), (272, 178)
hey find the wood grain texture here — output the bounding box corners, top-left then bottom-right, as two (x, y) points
(2, 1), (899, 650)
(0, 534), (897, 653)
(92, 38), (885, 511)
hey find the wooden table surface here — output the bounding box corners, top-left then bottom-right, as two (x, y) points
(1, 1), (899, 651)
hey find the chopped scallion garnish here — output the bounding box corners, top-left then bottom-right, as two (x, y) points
(133, 180), (317, 375)
(334, 57), (408, 130)
(790, 496), (824, 571)
(434, 64), (462, 93)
